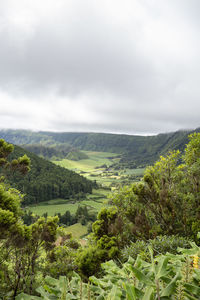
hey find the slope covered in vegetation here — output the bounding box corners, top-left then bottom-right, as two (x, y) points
(5, 145), (96, 205)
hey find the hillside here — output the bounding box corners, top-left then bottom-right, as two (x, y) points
(1, 128), (200, 167)
(22, 143), (74, 159)
(5, 145), (96, 205)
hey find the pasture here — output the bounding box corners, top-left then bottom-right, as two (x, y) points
(29, 189), (109, 216)
(53, 151), (120, 172)
(52, 150), (144, 188)
(65, 223), (88, 239)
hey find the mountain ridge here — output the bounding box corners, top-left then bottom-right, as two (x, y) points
(1, 127), (200, 167)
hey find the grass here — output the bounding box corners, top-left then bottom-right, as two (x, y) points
(81, 199), (108, 211)
(52, 151), (127, 187)
(65, 223), (88, 239)
(29, 199), (108, 216)
(30, 202), (81, 216)
(52, 151), (120, 173)
(52, 151), (145, 189)
(122, 168), (145, 175)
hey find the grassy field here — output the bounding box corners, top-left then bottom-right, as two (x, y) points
(122, 168), (145, 176)
(52, 151), (144, 188)
(30, 202), (81, 216)
(53, 151), (120, 172)
(29, 189), (109, 216)
(65, 223), (88, 239)
(29, 199), (108, 216)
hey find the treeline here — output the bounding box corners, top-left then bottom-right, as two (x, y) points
(5, 145), (96, 205)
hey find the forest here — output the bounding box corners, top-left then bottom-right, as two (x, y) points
(3, 145), (96, 205)
(0, 133), (200, 299)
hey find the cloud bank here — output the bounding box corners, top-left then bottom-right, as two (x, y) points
(0, 0), (200, 134)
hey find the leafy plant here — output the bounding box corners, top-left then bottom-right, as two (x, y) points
(17, 241), (200, 299)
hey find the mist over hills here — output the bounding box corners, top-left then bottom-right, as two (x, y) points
(1, 127), (200, 167)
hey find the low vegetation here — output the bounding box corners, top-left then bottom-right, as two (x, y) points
(18, 241), (200, 299)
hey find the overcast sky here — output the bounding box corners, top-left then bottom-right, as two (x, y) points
(0, 0), (200, 135)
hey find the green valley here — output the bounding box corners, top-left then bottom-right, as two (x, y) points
(53, 150), (144, 188)
(1, 128), (200, 168)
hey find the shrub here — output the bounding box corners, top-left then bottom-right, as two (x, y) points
(121, 235), (191, 262)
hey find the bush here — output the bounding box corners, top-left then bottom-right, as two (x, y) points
(121, 235), (191, 262)
(76, 246), (107, 278)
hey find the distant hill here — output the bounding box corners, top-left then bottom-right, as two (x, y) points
(4, 145), (96, 205)
(1, 128), (200, 167)
(22, 144), (74, 159)
(66, 150), (89, 161)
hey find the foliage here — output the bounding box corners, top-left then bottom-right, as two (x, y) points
(122, 235), (191, 262)
(0, 183), (23, 238)
(44, 237), (80, 278)
(0, 216), (59, 297)
(75, 206), (127, 278)
(0, 140), (60, 298)
(0, 138), (30, 176)
(17, 241), (200, 299)
(76, 246), (107, 278)
(111, 133), (200, 240)
(3, 133), (200, 298)
(22, 143), (73, 160)
(0, 139), (30, 238)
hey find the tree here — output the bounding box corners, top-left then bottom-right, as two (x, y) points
(0, 140), (59, 297)
(111, 133), (200, 240)
(0, 139), (30, 237)
(0, 216), (58, 297)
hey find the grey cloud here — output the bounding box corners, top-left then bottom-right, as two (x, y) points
(0, 0), (200, 134)
(0, 0), (158, 98)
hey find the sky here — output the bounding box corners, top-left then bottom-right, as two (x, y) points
(0, 0), (200, 135)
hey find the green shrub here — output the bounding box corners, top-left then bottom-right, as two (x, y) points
(44, 245), (77, 278)
(76, 246), (107, 278)
(121, 235), (191, 262)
